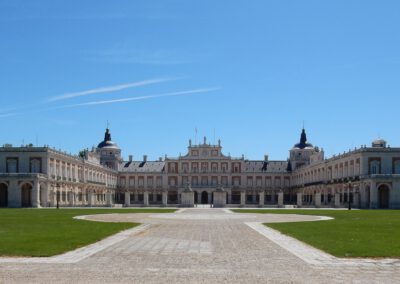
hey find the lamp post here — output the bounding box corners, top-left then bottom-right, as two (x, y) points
(56, 184), (60, 209)
(348, 181), (352, 210)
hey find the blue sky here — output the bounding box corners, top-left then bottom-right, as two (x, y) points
(0, 0), (399, 160)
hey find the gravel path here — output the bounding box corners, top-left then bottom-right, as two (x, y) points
(0, 209), (399, 283)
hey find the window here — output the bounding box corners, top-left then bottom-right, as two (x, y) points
(169, 178), (176, 186)
(147, 177), (153, 187)
(370, 160), (380, 175)
(221, 176), (228, 186)
(6, 158), (18, 173)
(156, 177), (162, 187)
(30, 158), (41, 173)
(394, 160), (400, 174)
(182, 176), (188, 185)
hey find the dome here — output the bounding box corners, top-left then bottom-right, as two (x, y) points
(97, 128), (119, 149)
(293, 128), (314, 149)
(372, 138), (387, 148)
(97, 140), (118, 149)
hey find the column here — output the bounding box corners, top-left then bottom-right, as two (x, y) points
(353, 191), (359, 208)
(278, 191), (284, 207)
(228, 191), (232, 204)
(50, 188), (56, 207)
(240, 190), (246, 207)
(68, 191), (74, 207)
(207, 192), (212, 204)
(162, 191), (168, 207)
(8, 179), (19, 207)
(259, 191), (265, 207)
(32, 180), (41, 208)
(315, 192), (321, 208)
(334, 192), (340, 208)
(88, 191), (94, 207)
(370, 183), (378, 209)
(359, 183), (367, 208)
(106, 192), (112, 207)
(124, 191), (130, 207)
(41, 182), (49, 207)
(143, 191), (149, 207)
(297, 192), (302, 207)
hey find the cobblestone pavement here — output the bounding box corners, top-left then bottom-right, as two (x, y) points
(1, 209), (399, 284)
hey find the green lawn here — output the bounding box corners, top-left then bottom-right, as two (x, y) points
(0, 208), (175, 257)
(233, 209), (400, 258)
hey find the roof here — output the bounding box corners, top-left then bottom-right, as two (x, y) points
(119, 161), (165, 173)
(244, 161), (288, 173)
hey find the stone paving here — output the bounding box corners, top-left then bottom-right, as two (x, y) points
(0, 208), (400, 283)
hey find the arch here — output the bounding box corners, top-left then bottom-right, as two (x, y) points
(21, 183), (32, 207)
(0, 183), (8, 207)
(201, 191), (208, 204)
(194, 191), (198, 204)
(378, 184), (390, 209)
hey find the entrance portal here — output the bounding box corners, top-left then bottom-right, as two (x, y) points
(201, 191), (208, 204)
(21, 183), (32, 207)
(0, 183), (7, 207)
(378, 184), (389, 209)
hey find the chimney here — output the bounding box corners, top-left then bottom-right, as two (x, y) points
(264, 155), (269, 161)
(143, 155), (148, 162)
(129, 155), (133, 162)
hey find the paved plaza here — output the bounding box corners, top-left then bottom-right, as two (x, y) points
(1, 209), (399, 283)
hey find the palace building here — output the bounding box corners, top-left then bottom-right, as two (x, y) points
(0, 128), (399, 209)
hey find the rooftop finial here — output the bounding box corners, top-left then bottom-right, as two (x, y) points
(300, 128), (307, 144)
(104, 128), (112, 142)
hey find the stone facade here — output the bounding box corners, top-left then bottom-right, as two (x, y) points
(0, 128), (399, 208)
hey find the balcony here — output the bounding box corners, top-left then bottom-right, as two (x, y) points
(362, 174), (400, 180)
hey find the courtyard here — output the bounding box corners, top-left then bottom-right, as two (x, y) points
(0, 208), (399, 283)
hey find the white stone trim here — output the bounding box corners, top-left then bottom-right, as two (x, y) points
(246, 222), (400, 267)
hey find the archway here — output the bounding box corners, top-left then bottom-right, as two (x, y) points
(0, 183), (8, 207)
(21, 183), (32, 207)
(201, 191), (208, 204)
(194, 191), (198, 204)
(378, 184), (389, 209)
(168, 191), (178, 204)
(231, 191), (241, 204)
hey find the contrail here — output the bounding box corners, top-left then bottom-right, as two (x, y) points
(47, 77), (179, 102)
(65, 87), (220, 107)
